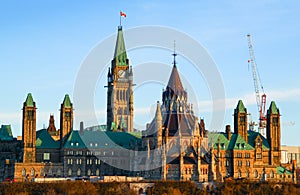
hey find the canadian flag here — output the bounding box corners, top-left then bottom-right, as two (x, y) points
(120, 11), (126, 18)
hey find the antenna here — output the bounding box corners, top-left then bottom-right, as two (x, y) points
(172, 40), (177, 66)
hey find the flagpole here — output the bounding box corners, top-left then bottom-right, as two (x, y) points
(119, 11), (121, 26)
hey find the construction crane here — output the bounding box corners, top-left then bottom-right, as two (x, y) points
(247, 34), (267, 136)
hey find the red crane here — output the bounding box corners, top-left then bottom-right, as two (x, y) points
(247, 34), (267, 135)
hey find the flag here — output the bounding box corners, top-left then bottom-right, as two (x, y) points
(120, 11), (126, 18)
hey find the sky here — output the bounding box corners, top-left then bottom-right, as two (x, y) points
(0, 0), (299, 146)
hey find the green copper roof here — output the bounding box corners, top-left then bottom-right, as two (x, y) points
(25, 93), (34, 107)
(276, 166), (293, 175)
(62, 94), (72, 108)
(235, 100), (246, 113)
(247, 131), (270, 150)
(0, 125), (13, 141)
(36, 129), (60, 149)
(63, 130), (142, 149)
(113, 26), (128, 67)
(269, 101), (278, 114)
(64, 131), (86, 149)
(210, 130), (269, 151)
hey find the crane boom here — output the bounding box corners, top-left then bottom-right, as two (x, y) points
(247, 34), (267, 135)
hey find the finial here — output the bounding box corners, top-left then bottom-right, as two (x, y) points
(172, 40), (177, 67)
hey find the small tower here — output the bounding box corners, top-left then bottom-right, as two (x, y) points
(47, 115), (57, 133)
(22, 93), (37, 163)
(155, 101), (162, 148)
(234, 100), (248, 143)
(60, 94), (73, 147)
(266, 101), (281, 165)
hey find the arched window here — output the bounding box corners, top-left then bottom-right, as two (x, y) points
(246, 171), (249, 178)
(22, 169), (26, 176)
(31, 168), (35, 176)
(77, 169), (81, 176)
(254, 170), (258, 178)
(40, 168), (44, 176)
(68, 169), (72, 176)
(87, 169), (91, 176)
(96, 169), (100, 176)
(238, 170), (242, 178)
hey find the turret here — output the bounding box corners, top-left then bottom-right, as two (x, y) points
(234, 100), (248, 143)
(60, 94), (73, 147)
(266, 101), (281, 164)
(22, 93), (37, 163)
(155, 101), (162, 148)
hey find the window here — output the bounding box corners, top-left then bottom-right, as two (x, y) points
(237, 160), (242, 166)
(67, 150), (73, 155)
(40, 169), (44, 176)
(76, 142), (79, 146)
(246, 171), (249, 178)
(238, 170), (241, 178)
(68, 169), (72, 176)
(31, 168), (35, 176)
(96, 169), (100, 176)
(57, 169), (61, 176)
(254, 170), (258, 178)
(270, 170), (274, 178)
(225, 160), (230, 167)
(245, 153), (250, 158)
(246, 160), (250, 167)
(43, 153), (50, 161)
(256, 153), (262, 159)
(77, 169), (81, 176)
(237, 153), (242, 158)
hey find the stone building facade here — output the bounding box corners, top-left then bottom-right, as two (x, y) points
(0, 24), (296, 183)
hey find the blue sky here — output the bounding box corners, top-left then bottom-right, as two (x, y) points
(0, 1), (299, 145)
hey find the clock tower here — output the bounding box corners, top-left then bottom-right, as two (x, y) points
(106, 25), (134, 132)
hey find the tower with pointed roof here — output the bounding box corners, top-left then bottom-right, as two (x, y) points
(106, 25), (134, 132)
(234, 100), (248, 143)
(141, 50), (209, 181)
(60, 94), (73, 147)
(22, 93), (37, 163)
(266, 101), (281, 164)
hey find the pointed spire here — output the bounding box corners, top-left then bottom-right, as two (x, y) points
(235, 100), (247, 113)
(155, 101), (162, 121)
(25, 93), (35, 107)
(113, 26), (128, 66)
(62, 94), (72, 108)
(268, 101), (279, 114)
(167, 48), (184, 92)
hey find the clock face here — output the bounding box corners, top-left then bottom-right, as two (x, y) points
(118, 70), (126, 78)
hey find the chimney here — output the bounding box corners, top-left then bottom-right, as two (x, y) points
(80, 121), (84, 132)
(226, 125), (231, 140)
